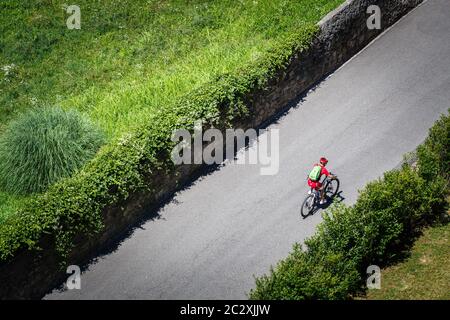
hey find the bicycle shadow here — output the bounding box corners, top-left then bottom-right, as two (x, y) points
(301, 191), (346, 219)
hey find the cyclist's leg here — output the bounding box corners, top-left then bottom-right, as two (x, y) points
(307, 179), (315, 194)
(317, 182), (325, 202)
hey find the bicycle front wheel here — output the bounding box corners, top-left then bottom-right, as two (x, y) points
(324, 178), (340, 199)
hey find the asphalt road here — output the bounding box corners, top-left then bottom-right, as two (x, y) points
(46, 0), (450, 300)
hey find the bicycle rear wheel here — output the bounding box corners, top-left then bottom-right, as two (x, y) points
(301, 194), (316, 218)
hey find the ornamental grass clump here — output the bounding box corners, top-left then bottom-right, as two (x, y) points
(0, 106), (104, 195)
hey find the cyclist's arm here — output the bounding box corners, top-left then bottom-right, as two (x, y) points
(321, 167), (336, 180)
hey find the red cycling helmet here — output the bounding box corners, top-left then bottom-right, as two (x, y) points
(320, 157), (328, 165)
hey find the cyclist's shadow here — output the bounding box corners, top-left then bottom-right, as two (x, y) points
(302, 191), (346, 219)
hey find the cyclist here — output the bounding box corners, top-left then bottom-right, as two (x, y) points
(307, 157), (335, 205)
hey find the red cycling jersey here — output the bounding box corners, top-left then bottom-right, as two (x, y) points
(307, 164), (330, 190)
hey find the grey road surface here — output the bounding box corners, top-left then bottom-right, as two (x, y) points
(46, 0), (450, 299)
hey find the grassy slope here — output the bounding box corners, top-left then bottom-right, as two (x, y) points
(0, 0), (344, 220)
(0, 0), (344, 137)
(365, 204), (450, 300)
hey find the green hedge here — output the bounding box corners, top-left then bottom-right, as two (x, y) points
(416, 112), (450, 183)
(249, 110), (449, 300)
(0, 29), (316, 262)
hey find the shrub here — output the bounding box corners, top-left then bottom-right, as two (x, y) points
(251, 238), (361, 300)
(417, 110), (450, 182)
(0, 106), (105, 195)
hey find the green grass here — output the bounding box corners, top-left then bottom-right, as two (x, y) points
(364, 205), (450, 300)
(0, 0), (344, 137)
(365, 223), (450, 300)
(0, 0), (344, 222)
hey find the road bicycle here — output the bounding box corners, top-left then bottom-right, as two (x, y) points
(300, 173), (340, 218)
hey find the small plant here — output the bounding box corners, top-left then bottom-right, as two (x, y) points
(0, 106), (105, 195)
